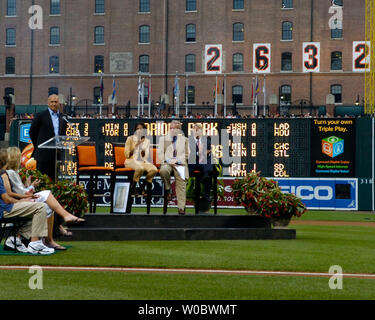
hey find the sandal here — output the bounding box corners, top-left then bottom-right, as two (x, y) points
(65, 217), (86, 226)
(59, 225), (73, 237)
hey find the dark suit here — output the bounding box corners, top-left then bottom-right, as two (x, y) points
(188, 135), (214, 199)
(29, 109), (67, 181)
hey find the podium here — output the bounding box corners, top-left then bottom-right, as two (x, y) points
(38, 135), (90, 181)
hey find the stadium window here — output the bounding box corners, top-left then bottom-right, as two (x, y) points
(50, 0), (60, 15)
(49, 56), (59, 73)
(139, 25), (150, 43)
(93, 87), (101, 104)
(233, 53), (244, 72)
(186, 86), (195, 104)
(6, 28), (16, 45)
(186, 0), (196, 11)
(94, 26), (104, 43)
(139, 55), (149, 73)
(95, 0), (105, 13)
(139, 0), (150, 12)
(186, 24), (196, 42)
(331, 51), (342, 70)
(331, 84), (342, 103)
(5, 57), (15, 74)
(233, 23), (244, 41)
(50, 27), (60, 45)
(332, 0), (343, 6)
(233, 0), (244, 10)
(280, 85), (292, 105)
(282, 0), (293, 9)
(232, 85), (243, 104)
(281, 52), (292, 71)
(331, 26), (343, 39)
(185, 54), (196, 73)
(143, 85), (149, 104)
(7, 0), (16, 16)
(94, 55), (104, 73)
(5, 87), (14, 97)
(48, 87), (59, 96)
(282, 21), (293, 40)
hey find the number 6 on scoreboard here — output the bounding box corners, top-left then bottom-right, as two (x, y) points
(253, 43), (271, 73)
(205, 44), (222, 74)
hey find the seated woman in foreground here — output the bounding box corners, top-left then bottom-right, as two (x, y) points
(4, 147), (85, 250)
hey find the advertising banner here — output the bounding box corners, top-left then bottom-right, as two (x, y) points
(311, 119), (356, 177)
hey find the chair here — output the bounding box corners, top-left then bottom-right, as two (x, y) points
(0, 217), (29, 252)
(76, 142), (113, 213)
(189, 166), (219, 215)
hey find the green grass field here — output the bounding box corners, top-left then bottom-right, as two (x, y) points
(1, 209), (375, 300)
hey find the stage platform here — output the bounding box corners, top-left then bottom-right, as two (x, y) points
(63, 213), (296, 241)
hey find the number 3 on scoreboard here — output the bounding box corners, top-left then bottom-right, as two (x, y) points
(353, 41), (371, 72)
(303, 42), (320, 72)
(205, 44), (222, 74)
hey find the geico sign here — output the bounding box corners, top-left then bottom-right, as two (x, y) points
(280, 186), (333, 201)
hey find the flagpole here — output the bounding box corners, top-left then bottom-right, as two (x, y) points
(185, 73), (188, 117)
(263, 74), (266, 117)
(137, 75), (141, 117)
(112, 75), (115, 115)
(224, 74), (226, 117)
(252, 77), (255, 117)
(148, 74), (151, 118)
(141, 78), (145, 116)
(215, 73), (218, 117)
(100, 73), (103, 118)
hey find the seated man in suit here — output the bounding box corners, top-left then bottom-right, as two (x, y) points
(188, 123), (214, 201)
(124, 123), (158, 196)
(158, 121), (190, 215)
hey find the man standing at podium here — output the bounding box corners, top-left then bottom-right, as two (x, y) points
(30, 94), (67, 181)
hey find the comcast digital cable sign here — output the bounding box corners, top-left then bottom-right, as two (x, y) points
(311, 119), (356, 177)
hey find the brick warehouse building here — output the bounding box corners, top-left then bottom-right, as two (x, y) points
(0, 0), (367, 115)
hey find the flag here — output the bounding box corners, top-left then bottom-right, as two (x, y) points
(251, 79), (254, 105)
(148, 77), (152, 101)
(111, 78), (116, 101)
(254, 75), (260, 103)
(138, 77), (142, 97)
(262, 75), (266, 94)
(100, 75), (104, 103)
(174, 76), (180, 97)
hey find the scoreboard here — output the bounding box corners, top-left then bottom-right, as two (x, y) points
(59, 118), (313, 178)
(16, 118), (357, 178)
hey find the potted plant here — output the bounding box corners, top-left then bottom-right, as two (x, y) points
(232, 171), (307, 228)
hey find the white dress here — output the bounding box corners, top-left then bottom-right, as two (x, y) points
(6, 170), (53, 217)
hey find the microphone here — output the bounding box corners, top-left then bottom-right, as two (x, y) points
(62, 114), (80, 137)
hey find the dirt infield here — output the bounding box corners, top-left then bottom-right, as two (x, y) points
(290, 220), (375, 227)
(1, 265), (375, 279)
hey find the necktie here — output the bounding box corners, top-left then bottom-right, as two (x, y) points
(172, 136), (177, 158)
(196, 137), (200, 164)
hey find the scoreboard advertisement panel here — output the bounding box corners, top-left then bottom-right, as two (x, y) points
(310, 118), (356, 177)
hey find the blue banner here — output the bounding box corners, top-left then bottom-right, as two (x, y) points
(273, 178), (358, 210)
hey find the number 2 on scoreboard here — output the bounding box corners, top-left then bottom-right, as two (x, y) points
(205, 44), (222, 74)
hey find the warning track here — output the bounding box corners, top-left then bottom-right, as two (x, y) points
(1, 265), (375, 279)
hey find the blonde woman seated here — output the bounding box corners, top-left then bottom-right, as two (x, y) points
(125, 123), (157, 196)
(5, 147), (85, 250)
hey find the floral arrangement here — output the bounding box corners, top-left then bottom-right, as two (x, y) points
(232, 171), (307, 219)
(19, 168), (88, 217)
